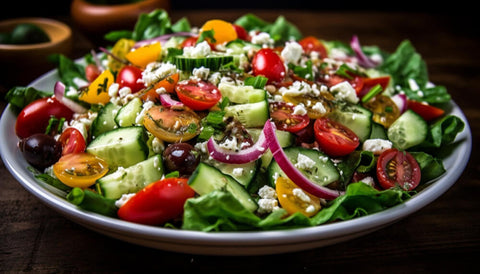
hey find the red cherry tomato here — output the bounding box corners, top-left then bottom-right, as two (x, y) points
(270, 102), (310, 133)
(15, 97), (74, 139)
(313, 117), (359, 157)
(117, 177), (195, 226)
(251, 48), (286, 84)
(376, 148), (421, 191)
(180, 36), (198, 48)
(116, 65), (145, 93)
(85, 63), (101, 83)
(319, 74), (364, 95)
(358, 76), (391, 97)
(298, 36), (328, 58)
(407, 100), (445, 122)
(233, 24), (249, 41)
(58, 127), (86, 155)
(175, 79), (222, 111)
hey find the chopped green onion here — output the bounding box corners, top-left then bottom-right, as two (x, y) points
(245, 76), (268, 89)
(361, 84), (383, 103)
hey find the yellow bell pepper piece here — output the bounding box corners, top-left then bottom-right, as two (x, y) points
(125, 42), (162, 68)
(79, 69), (114, 105)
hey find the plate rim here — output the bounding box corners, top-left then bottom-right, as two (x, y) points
(0, 67), (472, 255)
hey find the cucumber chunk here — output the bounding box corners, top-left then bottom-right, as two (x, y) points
(175, 55), (234, 71)
(267, 147), (340, 187)
(188, 162), (258, 212)
(328, 103), (373, 142)
(87, 126), (149, 169)
(115, 97), (143, 127)
(96, 155), (164, 199)
(387, 109), (428, 150)
(224, 99), (269, 127)
(90, 102), (121, 139)
(218, 82), (266, 104)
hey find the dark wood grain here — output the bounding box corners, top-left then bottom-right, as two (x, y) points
(1, 10), (479, 273)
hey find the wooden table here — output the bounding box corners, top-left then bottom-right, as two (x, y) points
(1, 10), (479, 273)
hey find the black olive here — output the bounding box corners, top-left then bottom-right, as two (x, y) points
(19, 133), (62, 170)
(163, 142), (199, 176)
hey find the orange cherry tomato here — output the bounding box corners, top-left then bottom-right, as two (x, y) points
(200, 19), (238, 45)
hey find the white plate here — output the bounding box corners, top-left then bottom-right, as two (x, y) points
(0, 68), (472, 255)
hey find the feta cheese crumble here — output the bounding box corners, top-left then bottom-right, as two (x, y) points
(330, 81), (359, 104)
(281, 41), (303, 65)
(362, 139), (393, 155)
(295, 153), (316, 170)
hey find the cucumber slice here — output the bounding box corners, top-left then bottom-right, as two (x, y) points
(387, 109), (428, 150)
(224, 99), (269, 127)
(96, 155), (164, 199)
(86, 126), (149, 169)
(115, 97), (143, 127)
(247, 128), (295, 172)
(188, 162), (258, 212)
(267, 147), (340, 187)
(174, 55), (234, 71)
(90, 102), (121, 139)
(328, 103), (373, 142)
(207, 160), (258, 188)
(218, 82), (266, 103)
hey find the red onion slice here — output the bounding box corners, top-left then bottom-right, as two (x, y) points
(206, 129), (268, 164)
(263, 120), (343, 200)
(350, 35), (380, 68)
(54, 81), (88, 114)
(391, 93), (407, 113)
(159, 93), (184, 108)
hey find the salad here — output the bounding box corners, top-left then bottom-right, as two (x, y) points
(6, 10), (465, 231)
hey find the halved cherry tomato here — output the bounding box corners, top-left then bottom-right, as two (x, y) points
(252, 48), (286, 84)
(362, 94), (400, 128)
(175, 79), (222, 111)
(407, 100), (445, 122)
(143, 105), (200, 143)
(270, 102), (310, 133)
(376, 148), (421, 191)
(53, 152), (109, 188)
(313, 117), (359, 157)
(275, 176), (321, 217)
(200, 19), (238, 45)
(298, 36), (328, 58)
(58, 128), (86, 155)
(15, 96), (74, 139)
(140, 73), (180, 102)
(180, 36), (198, 48)
(117, 177), (195, 226)
(116, 65), (145, 93)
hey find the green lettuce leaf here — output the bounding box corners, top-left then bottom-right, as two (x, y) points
(234, 14), (302, 43)
(5, 86), (52, 114)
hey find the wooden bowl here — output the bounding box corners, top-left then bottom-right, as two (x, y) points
(70, 0), (170, 40)
(0, 17), (72, 86)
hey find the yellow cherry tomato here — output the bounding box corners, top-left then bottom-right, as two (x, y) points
(79, 69), (114, 105)
(275, 176), (321, 217)
(362, 94), (400, 128)
(143, 105), (200, 143)
(200, 19), (237, 45)
(53, 152), (109, 189)
(125, 42), (162, 68)
(108, 38), (135, 73)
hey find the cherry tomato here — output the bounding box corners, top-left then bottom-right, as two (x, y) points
(376, 148), (421, 191)
(252, 48), (286, 84)
(298, 36), (328, 58)
(117, 177), (195, 226)
(85, 64), (101, 83)
(175, 79), (222, 111)
(233, 24), (249, 41)
(319, 74), (364, 95)
(140, 73), (180, 102)
(58, 127), (86, 155)
(143, 105), (201, 143)
(362, 94), (400, 128)
(275, 176), (321, 217)
(180, 36), (198, 48)
(358, 76), (391, 97)
(15, 96), (74, 139)
(313, 117), (360, 157)
(407, 100), (445, 122)
(116, 65), (145, 93)
(270, 102), (310, 133)
(53, 152), (109, 188)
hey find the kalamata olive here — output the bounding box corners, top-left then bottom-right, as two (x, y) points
(18, 133), (62, 170)
(163, 142), (199, 176)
